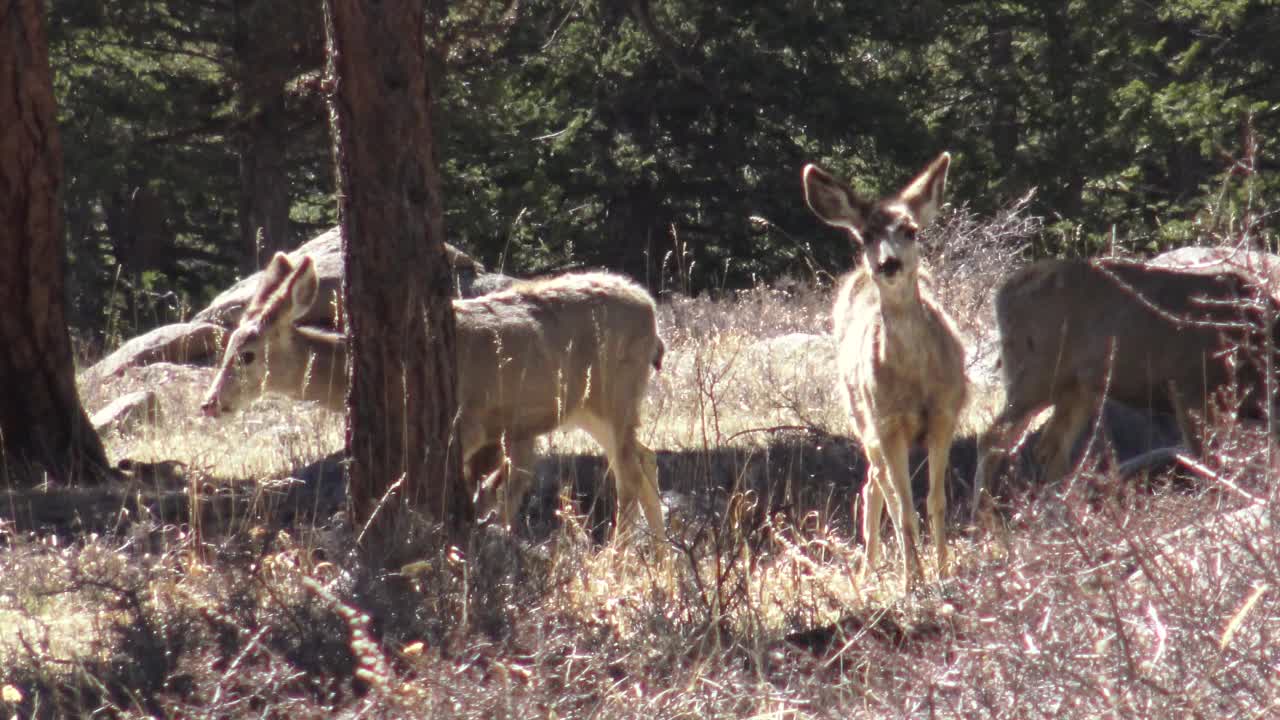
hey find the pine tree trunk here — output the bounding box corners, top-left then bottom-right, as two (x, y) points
(987, 12), (1019, 199)
(324, 0), (470, 542)
(236, 92), (291, 271)
(1043, 1), (1085, 218)
(233, 0), (295, 272)
(0, 0), (112, 486)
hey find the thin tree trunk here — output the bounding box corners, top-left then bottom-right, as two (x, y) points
(324, 0), (470, 543)
(0, 0), (111, 486)
(236, 93), (291, 271)
(233, 0), (294, 273)
(1043, 0), (1085, 218)
(988, 11), (1019, 199)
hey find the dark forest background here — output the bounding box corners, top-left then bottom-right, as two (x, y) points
(50, 0), (1280, 350)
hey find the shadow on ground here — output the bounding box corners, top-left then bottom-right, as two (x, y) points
(280, 399), (1183, 545)
(0, 401), (1181, 542)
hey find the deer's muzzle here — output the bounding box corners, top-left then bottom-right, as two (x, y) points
(200, 394), (223, 418)
(878, 257), (904, 278)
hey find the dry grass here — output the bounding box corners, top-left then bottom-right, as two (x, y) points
(5, 198), (1280, 717)
(82, 363), (344, 482)
(5, 458), (1275, 717)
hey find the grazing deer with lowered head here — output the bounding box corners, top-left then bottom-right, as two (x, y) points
(974, 257), (1280, 510)
(200, 252), (668, 552)
(802, 153), (966, 589)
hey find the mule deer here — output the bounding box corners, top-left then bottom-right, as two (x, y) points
(974, 258), (1280, 510)
(200, 253), (667, 550)
(802, 152), (967, 589)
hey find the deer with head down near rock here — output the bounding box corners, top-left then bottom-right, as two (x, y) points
(974, 257), (1280, 512)
(200, 252), (667, 553)
(802, 152), (967, 591)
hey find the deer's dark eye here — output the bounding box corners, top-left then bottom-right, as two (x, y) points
(240, 351), (256, 366)
(902, 226), (918, 241)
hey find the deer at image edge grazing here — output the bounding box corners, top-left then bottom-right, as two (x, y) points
(974, 257), (1280, 512)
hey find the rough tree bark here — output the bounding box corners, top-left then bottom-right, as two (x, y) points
(0, 0), (112, 486)
(987, 10), (1019, 200)
(1042, 0), (1085, 218)
(324, 0), (470, 542)
(232, 0), (320, 272)
(235, 87), (290, 272)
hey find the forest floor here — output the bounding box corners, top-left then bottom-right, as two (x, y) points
(4, 219), (1279, 717)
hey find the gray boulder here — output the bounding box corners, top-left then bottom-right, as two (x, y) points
(193, 226), (514, 330)
(80, 321), (226, 382)
(1151, 246), (1280, 292)
(81, 228), (515, 381)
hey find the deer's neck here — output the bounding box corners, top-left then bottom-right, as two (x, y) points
(877, 278), (931, 347)
(290, 326), (349, 412)
(877, 274), (924, 315)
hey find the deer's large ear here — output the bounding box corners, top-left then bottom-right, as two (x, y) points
(802, 164), (870, 239)
(897, 152), (950, 227)
(261, 252), (294, 289)
(247, 252), (296, 316)
(285, 256), (319, 321)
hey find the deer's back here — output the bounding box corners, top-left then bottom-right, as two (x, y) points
(453, 272), (660, 439)
(996, 259), (1275, 412)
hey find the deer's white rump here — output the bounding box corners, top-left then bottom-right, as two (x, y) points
(201, 253), (667, 550)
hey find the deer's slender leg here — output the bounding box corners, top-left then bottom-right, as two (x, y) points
(1035, 390), (1097, 484)
(881, 428), (922, 590)
(581, 415), (667, 560)
(469, 443), (507, 522)
(629, 438), (666, 556)
(974, 395), (1048, 523)
(860, 447), (887, 579)
(926, 411), (957, 575)
(502, 438), (538, 530)
(1168, 380), (1204, 458)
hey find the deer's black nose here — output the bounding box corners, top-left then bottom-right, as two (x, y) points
(200, 397), (222, 418)
(878, 257), (903, 278)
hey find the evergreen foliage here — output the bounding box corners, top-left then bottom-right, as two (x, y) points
(48, 0), (1280, 344)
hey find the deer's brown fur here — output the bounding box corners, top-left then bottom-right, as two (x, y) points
(802, 153), (966, 589)
(201, 254), (666, 550)
(975, 257), (1280, 510)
